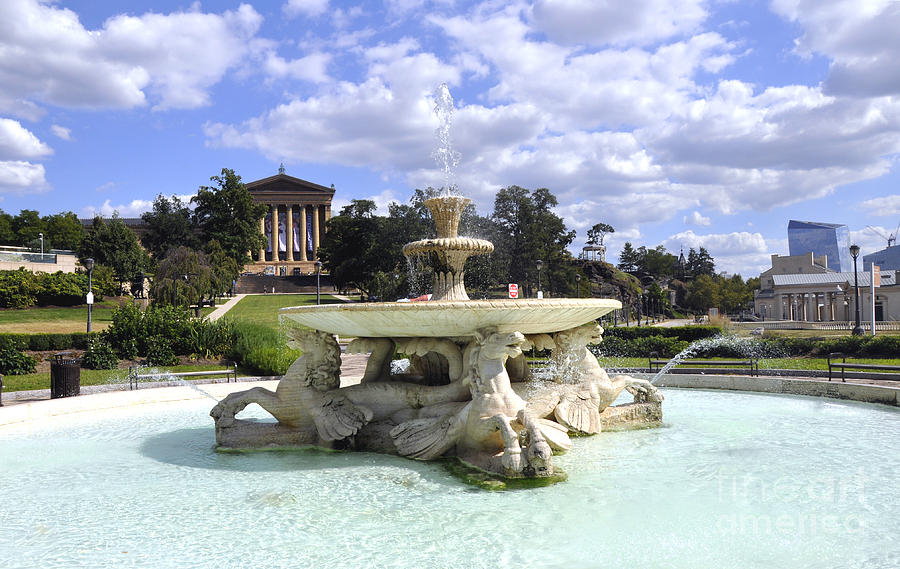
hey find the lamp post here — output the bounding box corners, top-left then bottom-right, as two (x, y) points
(84, 258), (94, 333)
(850, 244), (863, 336)
(38, 232), (44, 260)
(536, 260), (543, 299)
(315, 260), (323, 305)
(575, 273), (581, 298)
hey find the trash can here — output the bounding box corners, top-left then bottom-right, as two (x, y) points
(50, 352), (81, 399)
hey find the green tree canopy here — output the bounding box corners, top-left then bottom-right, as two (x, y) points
(687, 247), (716, 278)
(191, 168), (267, 275)
(141, 194), (196, 258)
(586, 223), (614, 246)
(150, 246), (213, 308)
(79, 214), (150, 287)
(43, 212), (85, 251)
(0, 209), (13, 244)
(12, 209), (45, 248)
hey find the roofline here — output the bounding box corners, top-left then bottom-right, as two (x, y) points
(246, 173), (335, 195)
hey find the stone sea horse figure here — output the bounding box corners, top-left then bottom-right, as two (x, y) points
(210, 330), (374, 443)
(520, 322), (663, 435)
(211, 329), (471, 446)
(391, 328), (570, 477)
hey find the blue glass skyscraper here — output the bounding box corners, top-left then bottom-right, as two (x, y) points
(787, 220), (851, 272)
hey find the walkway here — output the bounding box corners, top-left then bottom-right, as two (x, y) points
(206, 294), (247, 321)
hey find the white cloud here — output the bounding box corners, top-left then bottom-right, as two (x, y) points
(859, 195), (900, 217)
(532, 0), (708, 46)
(0, 0), (262, 115)
(283, 0), (329, 18)
(82, 193), (197, 218)
(263, 52), (331, 83)
(0, 118), (52, 159)
(684, 211), (711, 226)
(772, 0), (900, 97)
(51, 125), (72, 141)
(0, 160), (48, 194)
(664, 229), (770, 276)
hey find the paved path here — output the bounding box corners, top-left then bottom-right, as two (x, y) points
(206, 293), (247, 321)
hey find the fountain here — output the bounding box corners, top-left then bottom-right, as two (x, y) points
(209, 85), (664, 481)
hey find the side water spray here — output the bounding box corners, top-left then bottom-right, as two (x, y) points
(649, 335), (780, 385)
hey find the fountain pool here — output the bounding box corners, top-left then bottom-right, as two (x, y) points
(2, 388), (898, 569)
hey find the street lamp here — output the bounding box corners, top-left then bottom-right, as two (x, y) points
(575, 273), (581, 298)
(84, 258), (94, 333)
(536, 260), (543, 299)
(315, 260), (323, 305)
(850, 244), (863, 336)
(38, 232), (44, 260)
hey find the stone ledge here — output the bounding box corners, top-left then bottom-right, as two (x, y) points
(646, 373), (900, 407)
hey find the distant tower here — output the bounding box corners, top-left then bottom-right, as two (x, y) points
(787, 220), (851, 272)
(278, 163), (286, 175)
(677, 247), (687, 280)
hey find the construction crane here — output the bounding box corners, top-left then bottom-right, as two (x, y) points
(866, 220), (900, 248)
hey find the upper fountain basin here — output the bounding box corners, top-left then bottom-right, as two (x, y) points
(280, 298), (621, 337)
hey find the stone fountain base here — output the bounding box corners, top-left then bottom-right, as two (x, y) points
(210, 322), (664, 482)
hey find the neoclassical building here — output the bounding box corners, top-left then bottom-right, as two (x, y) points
(244, 171), (334, 275)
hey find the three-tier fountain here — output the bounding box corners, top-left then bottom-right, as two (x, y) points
(209, 85), (663, 481)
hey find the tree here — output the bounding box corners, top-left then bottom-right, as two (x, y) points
(618, 242), (640, 273)
(586, 223), (614, 246)
(141, 194), (195, 258)
(43, 212), (85, 251)
(490, 186), (575, 296)
(317, 200), (385, 297)
(150, 246), (213, 308)
(206, 239), (241, 297)
(637, 245), (677, 280)
(191, 168), (267, 274)
(12, 209), (45, 247)
(0, 209), (13, 245)
(79, 215), (150, 289)
(687, 247), (716, 278)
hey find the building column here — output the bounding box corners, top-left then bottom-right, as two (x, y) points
(808, 292), (817, 322)
(273, 205), (282, 262)
(775, 294), (784, 321)
(824, 292), (833, 322)
(258, 216), (266, 262)
(286, 205), (294, 262)
(299, 205), (307, 262)
(312, 204), (320, 258)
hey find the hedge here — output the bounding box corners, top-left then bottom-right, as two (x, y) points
(0, 332), (92, 351)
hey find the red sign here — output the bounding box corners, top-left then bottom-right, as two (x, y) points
(508, 283), (519, 299)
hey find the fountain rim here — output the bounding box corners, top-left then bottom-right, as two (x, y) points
(279, 298), (622, 337)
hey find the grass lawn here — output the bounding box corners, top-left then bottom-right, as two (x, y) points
(223, 293), (343, 332)
(0, 300), (120, 334)
(2, 363), (245, 392)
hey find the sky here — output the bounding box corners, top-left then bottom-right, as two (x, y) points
(1, 0), (899, 278)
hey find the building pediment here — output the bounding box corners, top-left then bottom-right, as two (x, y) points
(246, 173), (335, 204)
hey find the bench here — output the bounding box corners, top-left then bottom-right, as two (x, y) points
(128, 362), (237, 390)
(827, 353), (900, 382)
(648, 354), (759, 376)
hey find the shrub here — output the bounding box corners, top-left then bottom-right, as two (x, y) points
(242, 346), (300, 376)
(0, 269), (39, 308)
(145, 335), (177, 366)
(71, 333), (92, 350)
(0, 345), (37, 375)
(0, 334), (29, 351)
(103, 304), (194, 357)
(82, 338), (118, 370)
(29, 334), (53, 351)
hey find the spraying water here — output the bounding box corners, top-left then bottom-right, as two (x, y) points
(431, 82), (460, 196)
(649, 335), (780, 384)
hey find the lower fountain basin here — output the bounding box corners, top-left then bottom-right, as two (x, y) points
(2, 388), (897, 568)
(279, 298), (621, 337)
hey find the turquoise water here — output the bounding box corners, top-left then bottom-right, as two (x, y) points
(1, 389), (898, 569)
